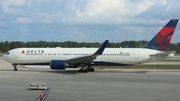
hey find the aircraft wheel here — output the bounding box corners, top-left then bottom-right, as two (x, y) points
(79, 69), (84, 73)
(13, 68), (17, 71)
(84, 68), (89, 73)
(13, 64), (18, 71)
(90, 68), (94, 72)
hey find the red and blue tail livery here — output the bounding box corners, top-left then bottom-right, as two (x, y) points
(143, 19), (179, 51)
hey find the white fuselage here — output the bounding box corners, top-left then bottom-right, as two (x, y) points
(3, 47), (162, 66)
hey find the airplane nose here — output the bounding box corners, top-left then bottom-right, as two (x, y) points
(2, 54), (7, 61)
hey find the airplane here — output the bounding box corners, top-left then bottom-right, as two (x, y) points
(2, 19), (179, 73)
(3, 40), (109, 73)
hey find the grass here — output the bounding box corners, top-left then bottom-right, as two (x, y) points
(175, 54), (180, 56)
(0, 52), (5, 54)
(158, 60), (180, 61)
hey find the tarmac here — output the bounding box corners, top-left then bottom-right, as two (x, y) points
(0, 58), (180, 101)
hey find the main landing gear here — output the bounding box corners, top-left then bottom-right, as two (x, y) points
(78, 65), (94, 73)
(79, 68), (94, 73)
(12, 64), (17, 71)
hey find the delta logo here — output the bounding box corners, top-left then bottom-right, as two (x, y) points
(21, 50), (44, 54)
(21, 50), (25, 54)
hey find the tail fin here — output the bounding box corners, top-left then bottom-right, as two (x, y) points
(142, 19), (178, 51)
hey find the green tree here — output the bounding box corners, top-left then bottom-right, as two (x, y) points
(4, 41), (10, 52)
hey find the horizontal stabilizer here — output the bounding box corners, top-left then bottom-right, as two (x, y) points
(149, 51), (176, 61)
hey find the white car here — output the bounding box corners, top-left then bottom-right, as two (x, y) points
(29, 82), (47, 90)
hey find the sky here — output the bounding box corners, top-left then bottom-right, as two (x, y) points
(0, 0), (180, 43)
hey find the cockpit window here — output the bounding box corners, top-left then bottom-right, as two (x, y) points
(6, 52), (10, 55)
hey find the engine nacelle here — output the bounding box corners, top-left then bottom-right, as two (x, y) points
(50, 60), (76, 69)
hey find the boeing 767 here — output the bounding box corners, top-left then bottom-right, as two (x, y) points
(2, 19), (179, 73)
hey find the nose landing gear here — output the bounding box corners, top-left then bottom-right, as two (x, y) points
(12, 64), (17, 71)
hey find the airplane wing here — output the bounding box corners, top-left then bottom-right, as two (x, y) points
(149, 51), (176, 61)
(65, 40), (109, 65)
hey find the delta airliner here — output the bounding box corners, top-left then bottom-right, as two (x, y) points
(2, 19), (179, 73)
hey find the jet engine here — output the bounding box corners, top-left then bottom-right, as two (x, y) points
(50, 60), (77, 69)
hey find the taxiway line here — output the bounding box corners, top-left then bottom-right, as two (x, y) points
(36, 88), (51, 101)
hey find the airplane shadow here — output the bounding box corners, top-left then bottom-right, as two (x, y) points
(95, 70), (149, 74)
(0, 68), (79, 75)
(95, 68), (149, 74)
(44, 70), (79, 75)
(0, 68), (149, 74)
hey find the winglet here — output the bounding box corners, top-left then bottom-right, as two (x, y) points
(94, 40), (109, 55)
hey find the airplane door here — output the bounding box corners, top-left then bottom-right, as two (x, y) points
(14, 51), (18, 59)
(134, 51), (138, 59)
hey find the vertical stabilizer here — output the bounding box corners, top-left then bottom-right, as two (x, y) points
(142, 19), (178, 51)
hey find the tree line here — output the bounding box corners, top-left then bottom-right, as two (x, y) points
(0, 40), (180, 53)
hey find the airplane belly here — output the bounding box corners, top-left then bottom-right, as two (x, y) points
(97, 55), (136, 65)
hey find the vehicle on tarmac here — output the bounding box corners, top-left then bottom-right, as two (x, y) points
(29, 82), (47, 90)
